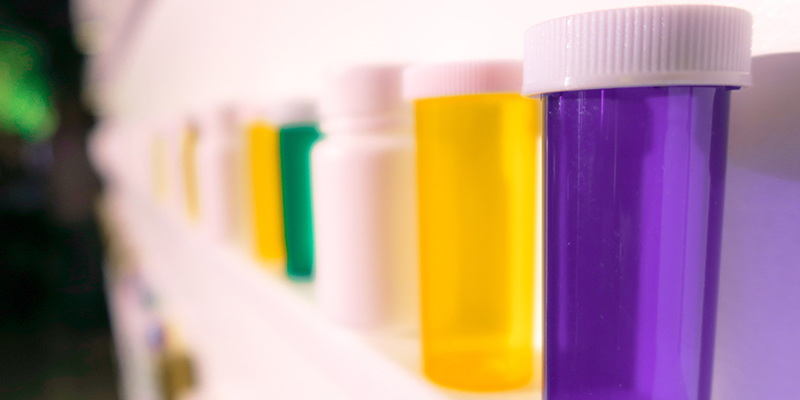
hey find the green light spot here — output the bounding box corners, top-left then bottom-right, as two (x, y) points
(0, 28), (58, 142)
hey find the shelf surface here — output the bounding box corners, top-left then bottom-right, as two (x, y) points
(111, 191), (541, 400)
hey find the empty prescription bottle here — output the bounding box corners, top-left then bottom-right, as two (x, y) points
(313, 65), (418, 331)
(242, 102), (315, 266)
(523, 6), (752, 400)
(404, 60), (540, 391)
(243, 111), (285, 265)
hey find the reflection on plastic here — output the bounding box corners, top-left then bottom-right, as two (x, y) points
(713, 53), (800, 400)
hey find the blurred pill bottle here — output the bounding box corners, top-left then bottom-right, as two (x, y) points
(404, 60), (540, 391)
(313, 64), (419, 333)
(194, 106), (239, 243)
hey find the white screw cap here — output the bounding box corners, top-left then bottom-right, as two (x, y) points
(403, 60), (522, 100)
(320, 64), (407, 120)
(522, 5), (753, 96)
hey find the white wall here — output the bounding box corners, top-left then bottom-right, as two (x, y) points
(83, 0), (800, 122)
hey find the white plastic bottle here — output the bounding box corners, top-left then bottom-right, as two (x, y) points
(154, 118), (185, 220)
(313, 65), (418, 331)
(195, 106), (238, 243)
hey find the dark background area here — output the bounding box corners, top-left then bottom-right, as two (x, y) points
(0, 0), (118, 398)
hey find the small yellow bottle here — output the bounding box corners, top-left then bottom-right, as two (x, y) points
(181, 121), (200, 223)
(403, 60), (542, 391)
(245, 117), (286, 264)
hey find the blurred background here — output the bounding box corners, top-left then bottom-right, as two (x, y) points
(1, 0), (799, 399)
(0, 0), (114, 399)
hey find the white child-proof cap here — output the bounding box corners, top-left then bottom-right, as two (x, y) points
(320, 64), (410, 134)
(320, 64), (407, 120)
(522, 5), (753, 96)
(403, 60), (522, 100)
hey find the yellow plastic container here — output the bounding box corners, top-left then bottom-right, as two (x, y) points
(245, 119), (285, 264)
(405, 61), (542, 391)
(182, 122), (200, 222)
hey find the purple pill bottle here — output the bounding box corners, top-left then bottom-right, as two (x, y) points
(522, 5), (752, 400)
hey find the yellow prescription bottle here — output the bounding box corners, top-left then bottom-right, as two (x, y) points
(403, 61), (542, 391)
(181, 121), (200, 222)
(245, 118), (285, 264)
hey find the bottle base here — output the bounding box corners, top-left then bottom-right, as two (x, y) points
(287, 270), (313, 282)
(424, 350), (532, 392)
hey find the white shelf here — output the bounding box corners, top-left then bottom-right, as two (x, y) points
(110, 190), (541, 400)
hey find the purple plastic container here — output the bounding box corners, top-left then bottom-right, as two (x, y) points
(522, 5), (753, 400)
(544, 86), (731, 400)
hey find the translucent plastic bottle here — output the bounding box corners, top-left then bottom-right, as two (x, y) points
(404, 60), (540, 391)
(313, 65), (418, 330)
(522, 6), (752, 400)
